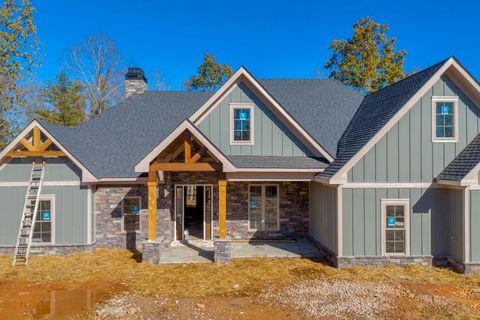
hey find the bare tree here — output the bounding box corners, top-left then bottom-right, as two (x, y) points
(67, 32), (123, 116)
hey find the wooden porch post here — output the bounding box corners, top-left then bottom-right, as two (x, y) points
(218, 180), (227, 239)
(147, 170), (157, 241)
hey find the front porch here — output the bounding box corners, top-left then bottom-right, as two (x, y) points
(157, 239), (323, 264)
(135, 123), (315, 263)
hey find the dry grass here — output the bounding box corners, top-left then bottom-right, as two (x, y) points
(0, 249), (479, 298)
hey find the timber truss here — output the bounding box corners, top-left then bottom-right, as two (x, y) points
(7, 127), (65, 158)
(149, 130), (222, 172)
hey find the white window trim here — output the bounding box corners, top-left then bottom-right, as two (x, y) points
(248, 184), (280, 232)
(432, 96), (459, 143)
(121, 196), (142, 233)
(31, 194), (56, 246)
(230, 103), (254, 146)
(381, 198), (410, 256)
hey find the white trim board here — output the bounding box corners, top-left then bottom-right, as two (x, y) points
(0, 120), (97, 182)
(189, 67), (334, 162)
(226, 172), (316, 181)
(340, 182), (445, 189)
(230, 103), (254, 146)
(0, 181), (83, 187)
(380, 198), (411, 257)
(431, 96), (459, 143)
(327, 58), (480, 185)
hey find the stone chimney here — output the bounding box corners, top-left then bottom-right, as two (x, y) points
(125, 67), (147, 98)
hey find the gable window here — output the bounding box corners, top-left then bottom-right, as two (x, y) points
(230, 104), (254, 144)
(123, 197), (141, 232)
(248, 185), (279, 231)
(432, 96), (458, 142)
(33, 197), (54, 244)
(381, 199), (409, 256)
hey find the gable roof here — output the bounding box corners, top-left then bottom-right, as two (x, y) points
(258, 79), (364, 156)
(13, 76), (357, 179)
(189, 67), (363, 162)
(42, 91), (213, 179)
(319, 58), (451, 182)
(437, 133), (480, 184)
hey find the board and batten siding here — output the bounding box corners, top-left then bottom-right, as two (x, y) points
(197, 82), (312, 157)
(469, 190), (480, 262)
(341, 188), (451, 258)
(0, 158), (81, 182)
(309, 182), (337, 254)
(0, 185), (88, 246)
(0, 157), (89, 246)
(348, 76), (480, 183)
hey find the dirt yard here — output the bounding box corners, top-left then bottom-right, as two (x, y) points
(1, 249), (480, 319)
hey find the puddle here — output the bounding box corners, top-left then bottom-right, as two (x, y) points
(0, 280), (124, 319)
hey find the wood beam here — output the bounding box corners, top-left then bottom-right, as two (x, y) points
(33, 127), (41, 149)
(147, 170), (157, 241)
(184, 131), (191, 164)
(6, 151), (66, 157)
(149, 162), (221, 172)
(20, 138), (35, 151)
(190, 146), (207, 164)
(38, 139), (53, 151)
(218, 180), (227, 239)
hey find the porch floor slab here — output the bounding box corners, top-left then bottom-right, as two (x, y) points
(231, 239), (323, 259)
(158, 239), (323, 264)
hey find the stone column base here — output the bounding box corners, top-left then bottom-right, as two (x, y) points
(214, 240), (231, 263)
(142, 240), (161, 265)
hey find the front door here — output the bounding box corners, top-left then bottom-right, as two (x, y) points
(175, 185), (213, 241)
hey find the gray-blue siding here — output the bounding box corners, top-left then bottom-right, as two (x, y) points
(341, 187), (463, 258)
(309, 182), (337, 254)
(197, 82), (312, 157)
(348, 76), (480, 183)
(0, 158), (88, 246)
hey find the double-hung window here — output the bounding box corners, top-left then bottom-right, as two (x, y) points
(381, 199), (409, 256)
(230, 104), (254, 144)
(123, 197), (141, 232)
(432, 96), (458, 142)
(33, 197), (54, 244)
(248, 185), (279, 231)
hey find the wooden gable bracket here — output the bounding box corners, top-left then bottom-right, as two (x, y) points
(150, 130), (222, 172)
(6, 126), (66, 158)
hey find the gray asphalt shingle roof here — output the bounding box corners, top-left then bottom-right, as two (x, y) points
(37, 78), (361, 179)
(228, 156), (328, 169)
(41, 91), (213, 178)
(438, 133), (480, 182)
(258, 79), (364, 157)
(319, 59), (449, 180)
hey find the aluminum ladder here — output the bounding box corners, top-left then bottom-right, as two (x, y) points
(13, 161), (46, 266)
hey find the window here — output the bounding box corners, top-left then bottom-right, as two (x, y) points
(432, 97), (458, 141)
(123, 197), (141, 232)
(381, 199), (409, 256)
(230, 104), (254, 144)
(33, 198), (53, 244)
(185, 185), (197, 208)
(248, 185), (279, 231)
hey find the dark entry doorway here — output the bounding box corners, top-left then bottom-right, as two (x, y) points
(175, 185), (213, 241)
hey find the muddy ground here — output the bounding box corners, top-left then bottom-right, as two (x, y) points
(1, 249), (480, 319)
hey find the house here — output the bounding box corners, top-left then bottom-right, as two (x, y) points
(1, 57), (480, 272)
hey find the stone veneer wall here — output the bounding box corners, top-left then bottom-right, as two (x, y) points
(94, 184), (149, 249)
(94, 176), (310, 249)
(224, 181), (309, 240)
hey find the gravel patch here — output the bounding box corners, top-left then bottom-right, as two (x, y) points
(261, 279), (406, 320)
(95, 293), (166, 319)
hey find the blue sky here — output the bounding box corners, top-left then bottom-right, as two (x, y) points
(34, 0), (480, 90)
